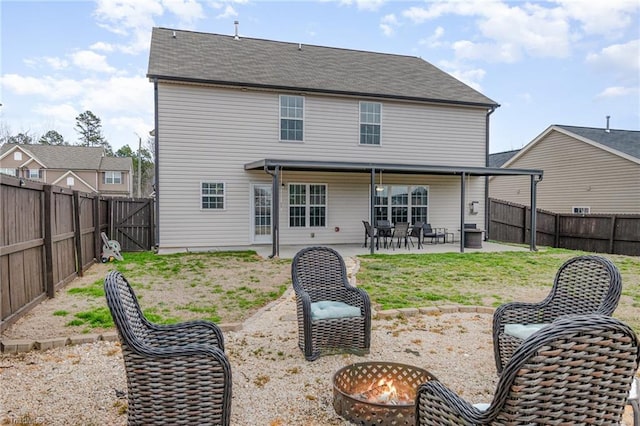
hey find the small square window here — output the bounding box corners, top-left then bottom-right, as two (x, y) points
(202, 182), (225, 209)
(14, 152), (22, 161)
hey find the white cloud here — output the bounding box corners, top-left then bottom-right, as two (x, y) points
(437, 60), (486, 92)
(1, 74), (84, 100)
(403, 1), (576, 62)
(33, 103), (79, 125)
(90, 41), (116, 52)
(419, 26), (445, 49)
(161, 0), (204, 24)
(586, 39), (640, 78)
(554, 0), (639, 37)
(216, 5), (238, 19)
(339, 0), (386, 11)
(71, 50), (117, 73)
(596, 86), (639, 99)
(380, 14), (398, 37)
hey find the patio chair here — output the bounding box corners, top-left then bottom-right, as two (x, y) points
(376, 220), (393, 248)
(392, 222), (410, 249)
(422, 223), (445, 244)
(104, 271), (232, 425)
(291, 246), (371, 361)
(408, 221), (423, 249)
(492, 255), (622, 374)
(362, 220), (378, 249)
(416, 314), (639, 425)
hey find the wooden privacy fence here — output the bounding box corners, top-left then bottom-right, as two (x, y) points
(489, 198), (640, 256)
(0, 176), (155, 332)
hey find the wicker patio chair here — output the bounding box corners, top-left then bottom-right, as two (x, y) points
(292, 246), (371, 361)
(417, 314), (640, 425)
(492, 255), (622, 374)
(104, 271), (232, 425)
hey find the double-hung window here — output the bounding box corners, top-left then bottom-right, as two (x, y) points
(280, 95), (304, 141)
(27, 169), (43, 180)
(289, 184), (326, 227)
(201, 182), (225, 210)
(105, 171), (122, 184)
(360, 102), (381, 145)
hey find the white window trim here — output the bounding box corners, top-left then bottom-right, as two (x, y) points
(359, 101), (382, 146)
(105, 171), (122, 185)
(14, 151), (22, 161)
(201, 181), (226, 211)
(374, 184), (429, 224)
(288, 183), (328, 228)
(279, 94), (305, 143)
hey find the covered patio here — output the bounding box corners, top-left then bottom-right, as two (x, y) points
(246, 159), (544, 258)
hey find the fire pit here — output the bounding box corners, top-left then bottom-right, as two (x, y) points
(333, 361), (436, 425)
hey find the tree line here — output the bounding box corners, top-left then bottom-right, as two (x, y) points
(1, 110), (155, 197)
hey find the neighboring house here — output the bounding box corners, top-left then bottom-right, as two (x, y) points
(490, 125), (640, 214)
(0, 144), (133, 197)
(147, 28), (542, 254)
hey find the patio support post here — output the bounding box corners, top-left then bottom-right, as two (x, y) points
(265, 165), (280, 258)
(370, 169), (375, 254)
(460, 172), (466, 253)
(529, 174), (541, 251)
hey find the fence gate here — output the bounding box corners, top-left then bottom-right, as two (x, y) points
(110, 198), (154, 251)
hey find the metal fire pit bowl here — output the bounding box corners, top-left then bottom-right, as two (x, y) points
(333, 361), (436, 426)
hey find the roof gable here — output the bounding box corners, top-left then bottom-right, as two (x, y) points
(147, 27), (498, 108)
(0, 144), (106, 169)
(501, 125), (640, 168)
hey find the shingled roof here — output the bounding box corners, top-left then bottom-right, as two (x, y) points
(556, 125), (640, 160)
(0, 144), (132, 171)
(147, 27), (498, 108)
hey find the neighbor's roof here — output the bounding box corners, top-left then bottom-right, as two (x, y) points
(499, 125), (640, 168)
(555, 125), (640, 160)
(0, 144), (132, 171)
(147, 27), (498, 108)
(488, 149), (520, 167)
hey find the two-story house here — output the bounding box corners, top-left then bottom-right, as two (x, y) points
(0, 144), (133, 197)
(490, 125), (640, 214)
(147, 28), (542, 255)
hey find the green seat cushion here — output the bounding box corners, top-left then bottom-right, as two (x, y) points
(504, 323), (548, 340)
(310, 301), (361, 320)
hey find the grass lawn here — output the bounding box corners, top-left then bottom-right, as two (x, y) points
(54, 247), (640, 336)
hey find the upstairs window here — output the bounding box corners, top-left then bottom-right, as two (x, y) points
(104, 171), (122, 184)
(360, 102), (381, 145)
(202, 182), (225, 210)
(14, 152), (22, 161)
(0, 168), (18, 176)
(280, 95), (304, 141)
(67, 177), (75, 186)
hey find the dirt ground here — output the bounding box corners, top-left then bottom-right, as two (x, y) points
(2, 258), (291, 341)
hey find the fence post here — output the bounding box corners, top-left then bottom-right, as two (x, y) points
(94, 195), (101, 262)
(523, 206), (528, 244)
(554, 213), (560, 248)
(609, 215), (617, 254)
(73, 191), (84, 277)
(43, 185), (55, 298)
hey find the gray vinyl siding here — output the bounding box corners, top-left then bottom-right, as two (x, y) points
(157, 83), (488, 250)
(490, 131), (640, 214)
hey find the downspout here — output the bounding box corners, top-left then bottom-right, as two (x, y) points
(153, 78), (160, 249)
(264, 165), (280, 258)
(484, 106), (497, 240)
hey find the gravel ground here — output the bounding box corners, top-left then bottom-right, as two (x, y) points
(1, 288), (501, 426)
(1, 275), (635, 425)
